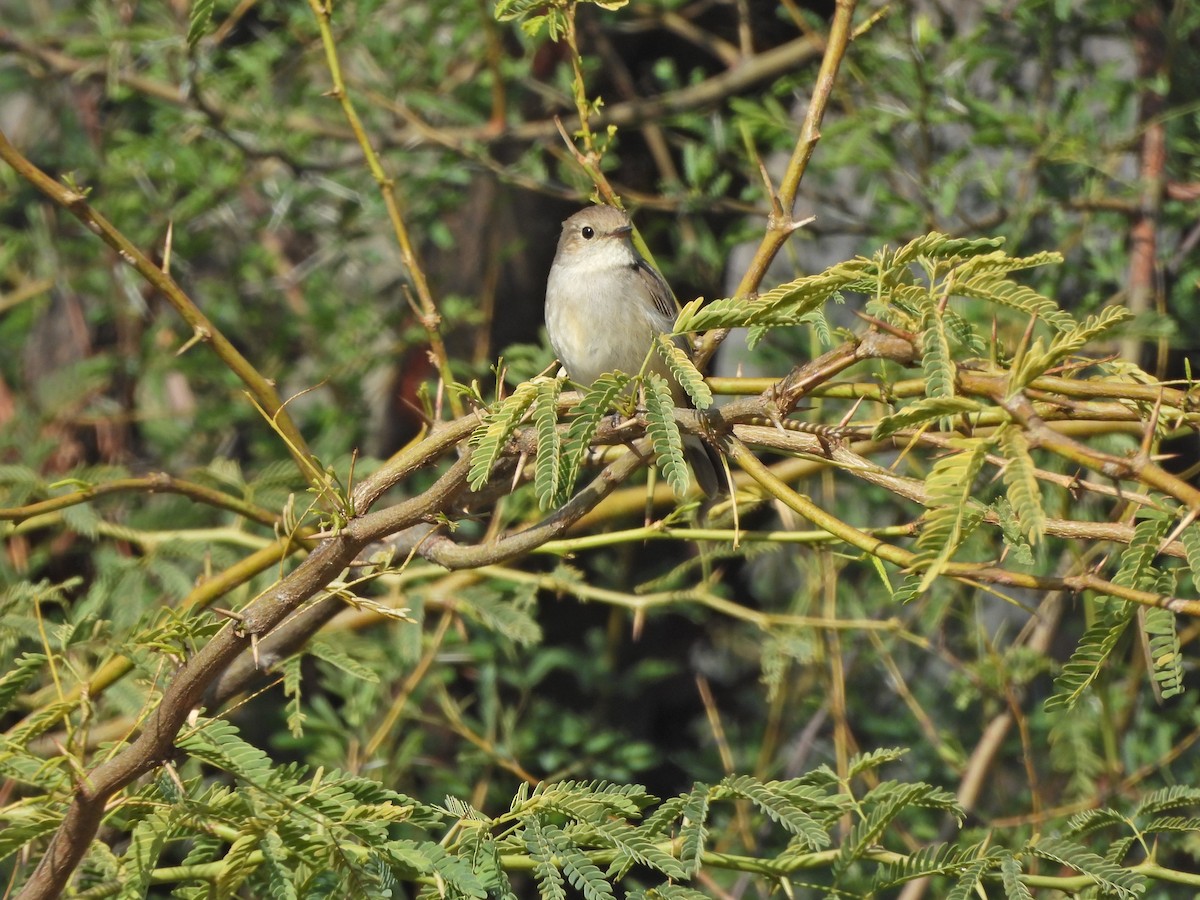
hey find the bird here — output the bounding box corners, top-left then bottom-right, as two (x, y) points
(544, 204), (720, 497)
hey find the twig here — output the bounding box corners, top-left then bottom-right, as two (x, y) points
(0, 129), (323, 491)
(304, 0), (462, 418)
(695, 0), (860, 369)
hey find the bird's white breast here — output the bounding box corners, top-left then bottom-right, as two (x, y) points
(545, 244), (673, 387)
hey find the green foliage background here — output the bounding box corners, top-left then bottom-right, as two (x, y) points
(2, 0), (1200, 897)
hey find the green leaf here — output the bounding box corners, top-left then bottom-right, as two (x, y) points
(1134, 785), (1200, 818)
(951, 247), (1061, 276)
(494, 0), (567, 37)
(848, 747), (908, 779)
(1000, 428), (1045, 545)
(459, 585), (543, 646)
(674, 262), (866, 332)
(0, 803), (62, 863)
(891, 573), (924, 604)
(376, 839), (434, 878)
(679, 784), (710, 874)
(886, 283), (933, 321)
(534, 378), (563, 509)
(994, 496), (1035, 566)
(559, 373), (631, 498)
(1143, 816), (1200, 833)
(257, 830), (299, 900)
(952, 258), (1075, 333)
(426, 844), (489, 900)
(803, 307), (834, 347)
(1045, 508), (1176, 710)
(176, 718), (274, 784)
(462, 828), (518, 900)
(921, 311), (956, 401)
(0, 652), (47, 717)
(761, 630), (818, 700)
(559, 838), (616, 900)
(6, 700), (79, 747)
(718, 775), (829, 850)
(1180, 521), (1200, 588)
(523, 817), (567, 900)
(874, 842), (985, 890)
(891, 233), (1008, 266)
(589, 820), (687, 880)
(1113, 509), (1172, 590)
(872, 397), (983, 440)
(641, 794), (688, 836)
(526, 779), (654, 821)
(468, 381), (539, 491)
(1143, 605), (1183, 698)
(1045, 610), (1136, 711)
(61, 501), (101, 539)
(835, 781), (962, 881)
(117, 808), (178, 900)
(946, 851), (1004, 900)
(655, 335), (712, 409)
(915, 438), (992, 590)
(1066, 807), (1128, 838)
(187, 0), (214, 48)
(308, 640), (380, 683)
(999, 852), (1034, 900)
(214, 831), (261, 898)
(644, 373), (689, 498)
(629, 886), (712, 900)
(943, 307), (986, 355)
(0, 464), (43, 502)
(1016, 305), (1134, 386)
(1031, 836), (1146, 898)
(281, 654), (305, 738)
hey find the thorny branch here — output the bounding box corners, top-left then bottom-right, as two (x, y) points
(10, 308), (1200, 896)
(5, 4), (1200, 894)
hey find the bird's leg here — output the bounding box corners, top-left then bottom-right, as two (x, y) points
(604, 383), (649, 464)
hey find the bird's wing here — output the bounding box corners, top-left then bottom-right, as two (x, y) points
(632, 257), (678, 326)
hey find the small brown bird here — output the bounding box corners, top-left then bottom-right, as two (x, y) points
(545, 205), (720, 497)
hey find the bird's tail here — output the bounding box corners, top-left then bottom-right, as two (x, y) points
(683, 434), (724, 499)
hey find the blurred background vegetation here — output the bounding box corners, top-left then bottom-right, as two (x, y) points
(2, 0), (1200, 896)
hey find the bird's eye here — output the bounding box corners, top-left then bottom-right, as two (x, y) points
(581, 226), (595, 240)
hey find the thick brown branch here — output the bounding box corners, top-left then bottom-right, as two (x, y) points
(15, 454), (475, 900)
(15, 423), (643, 897)
(997, 391), (1200, 514)
(19, 530), (365, 899)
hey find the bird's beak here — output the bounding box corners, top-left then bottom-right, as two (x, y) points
(612, 224), (633, 237)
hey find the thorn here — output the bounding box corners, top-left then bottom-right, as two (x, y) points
(511, 450), (527, 493)
(1139, 388), (1165, 460)
(163, 761), (187, 795)
(175, 325), (211, 356)
(853, 309), (915, 341)
(162, 220), (174, 275)
(1156, 507), (1198, 558)
(838, 395), (867, 427)
(781, 214), (816, 235)
(1010, 313), (1039, 377)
